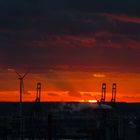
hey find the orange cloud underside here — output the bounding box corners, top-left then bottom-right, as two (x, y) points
(0, 71), (140, 103)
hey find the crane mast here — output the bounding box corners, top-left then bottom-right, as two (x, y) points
(111, 83), (116, 103)
(36, 82), (41, 102)
(100, 83), (106, 103)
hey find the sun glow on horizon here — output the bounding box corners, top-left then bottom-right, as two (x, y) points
(80, 99), (97, 103)
(88, 100), (97, 103)
(0, 70), (140, 103)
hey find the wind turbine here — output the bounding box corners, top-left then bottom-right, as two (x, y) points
(15, 71), (28, 116)
(15, 71), (28, 140)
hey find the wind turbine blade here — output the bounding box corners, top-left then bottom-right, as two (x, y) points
(15, 71), (21, 77)
(22, 71), (29, 78)
(22, 80), (25, 95)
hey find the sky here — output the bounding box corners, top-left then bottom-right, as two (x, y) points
(0, 0), (140, 102)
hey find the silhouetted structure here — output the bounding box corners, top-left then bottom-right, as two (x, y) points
(100, 83), (106, 103)
(47, 113), (52, 140)
(0, 102), (139, 140)
(0, 80), (139, 140)
(35, 82), (41, 102)
(15, 71), (28, 140)
(111, 83), (117, 103)
(33, 82), (42, 119)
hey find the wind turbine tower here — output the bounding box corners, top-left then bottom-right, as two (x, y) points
(15, 71), (28, 139)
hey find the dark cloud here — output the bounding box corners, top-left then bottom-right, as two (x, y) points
(99, 13), (140, 24)
(0, 1), (139, 74)
(1, 32), (140, 72)
(47, 93), (59, 96)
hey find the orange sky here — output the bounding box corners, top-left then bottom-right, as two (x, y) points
(0, 70), (140, 102)
(0, 1), (140, 103)
(0, 5), (139, 103)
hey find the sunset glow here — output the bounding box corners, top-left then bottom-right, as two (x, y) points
(0, 0), (139, 103)
(87, 100), (97, 103)
(0, 70), (139, 102)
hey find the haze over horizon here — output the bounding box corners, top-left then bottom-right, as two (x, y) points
(0, 0), (140, 102)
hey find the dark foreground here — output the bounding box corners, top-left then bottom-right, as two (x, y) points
(0, 102), (140, 140)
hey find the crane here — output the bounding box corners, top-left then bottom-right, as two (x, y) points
(111, 83), (116, 103)
(35, 82), (41, 102)
(100, 83), (106, 103)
